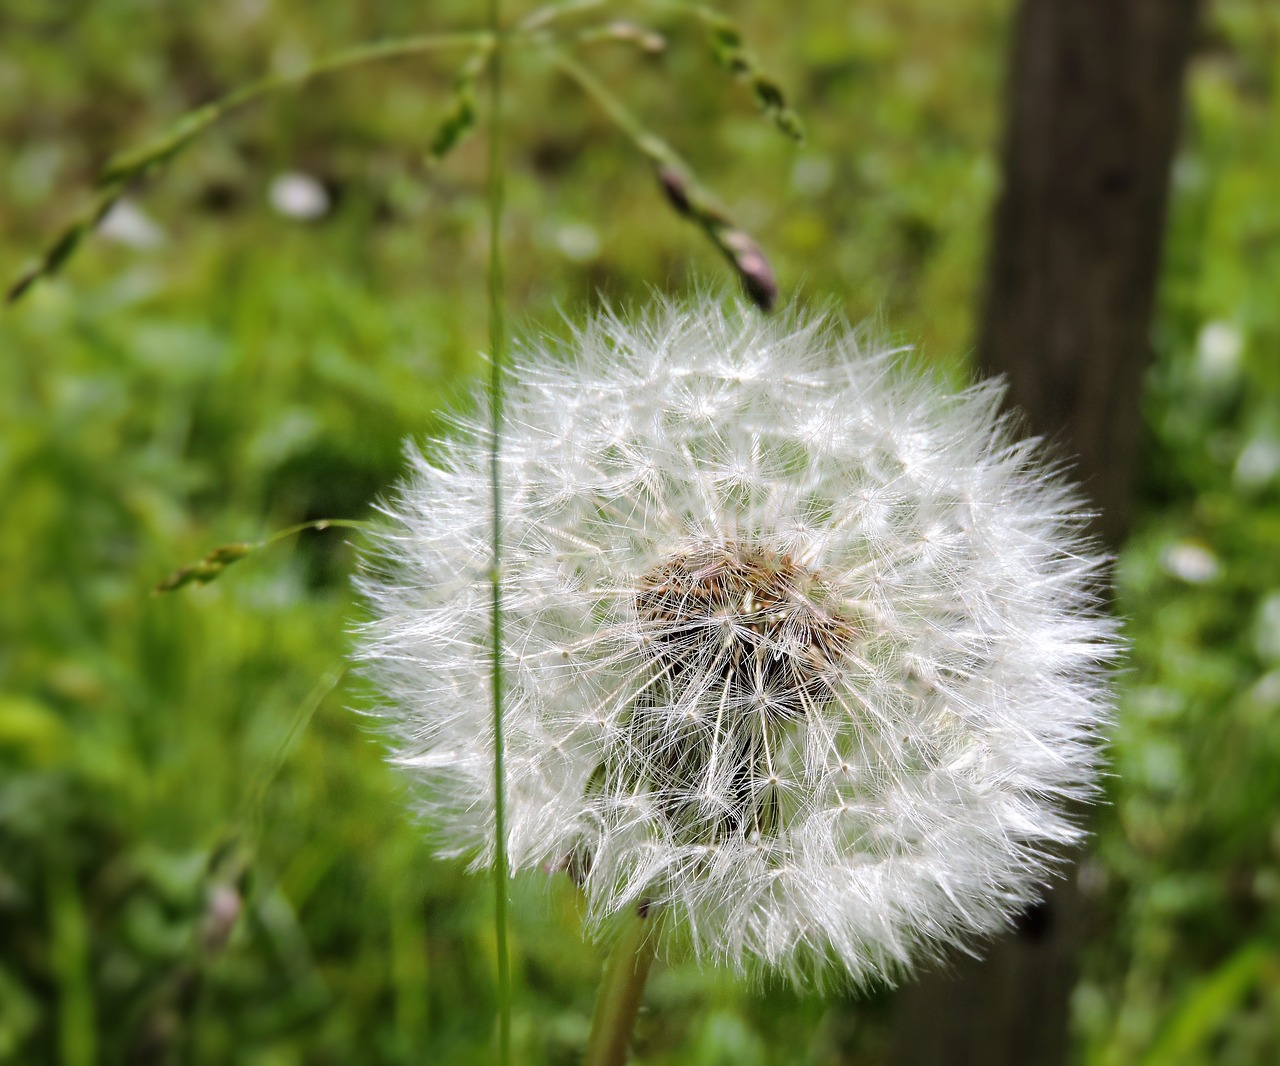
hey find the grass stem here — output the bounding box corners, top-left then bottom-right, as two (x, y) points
(487, 1), (512, 1063)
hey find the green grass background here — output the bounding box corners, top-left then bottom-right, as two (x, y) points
(1, 1), (1278, 1062)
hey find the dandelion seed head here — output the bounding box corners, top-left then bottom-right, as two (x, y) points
(357, 296), (1119, 989)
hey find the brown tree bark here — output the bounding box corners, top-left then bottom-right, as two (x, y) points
(978, 0), (1201, 548)
(889, 1), (1200, 1064)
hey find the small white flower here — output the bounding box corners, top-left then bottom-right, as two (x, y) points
(268, 171), (330, 220)
(98, 199), (167, 249)
(1160, 540), (1219, 585)
(1195, 320), (1243, 382)
(358, 297), (1118, 988)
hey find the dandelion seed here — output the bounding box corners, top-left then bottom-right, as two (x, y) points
(357, 296), (1118, 988)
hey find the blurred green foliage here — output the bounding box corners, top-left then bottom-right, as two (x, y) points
(1077, 7), (1280, 1062)
(0, 1), (1277, 1063)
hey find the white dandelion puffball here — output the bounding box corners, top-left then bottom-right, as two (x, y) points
(358, 297), (1117, 988)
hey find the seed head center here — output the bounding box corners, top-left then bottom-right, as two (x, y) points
(635, 542), (855, 722)
(619, 542), (857, 842)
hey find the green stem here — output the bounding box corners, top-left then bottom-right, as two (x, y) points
(258, 516), (373, 543)
(10, 31), (490, 302)
(50, 864), (95, 1066)
(584, 909), (656, 1066)
(153, 518), (374, 594)
(549, 48), (683, 172)
(550, 47), (778, 310)
(242, 664), (347, 829)
(518, 0), (606, 33)
(99, 32), (492, 184)
(486, 2), (511, 1064)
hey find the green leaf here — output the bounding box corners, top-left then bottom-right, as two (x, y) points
(1141, 944), (1276, 1065)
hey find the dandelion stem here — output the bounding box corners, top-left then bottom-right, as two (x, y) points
(486, 0), (512, 1063)
(584, 907), (655, 1066)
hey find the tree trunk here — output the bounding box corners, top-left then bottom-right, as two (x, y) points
(978, 0), (1201, 548)
(889, 1), (1200, 1064)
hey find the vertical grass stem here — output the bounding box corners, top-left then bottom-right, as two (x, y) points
(486, 1), (512, 1063)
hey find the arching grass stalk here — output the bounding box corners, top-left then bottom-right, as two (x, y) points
(550, 47), (777, 310)
(6, 32), (489, 304)
(153, 518), (374, 593)
(486, 0), (511, 1063)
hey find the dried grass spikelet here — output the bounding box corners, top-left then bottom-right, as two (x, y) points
(357, 296), (1119, 989)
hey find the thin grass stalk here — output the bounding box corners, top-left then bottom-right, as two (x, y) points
(7, 31), (492, 303)
(486, 1), (512, 1063)
(550, 47), (778, 310)
(97, 32), (491, 184)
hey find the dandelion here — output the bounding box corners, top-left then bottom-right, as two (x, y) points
(358, 297), (1117, 1000)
